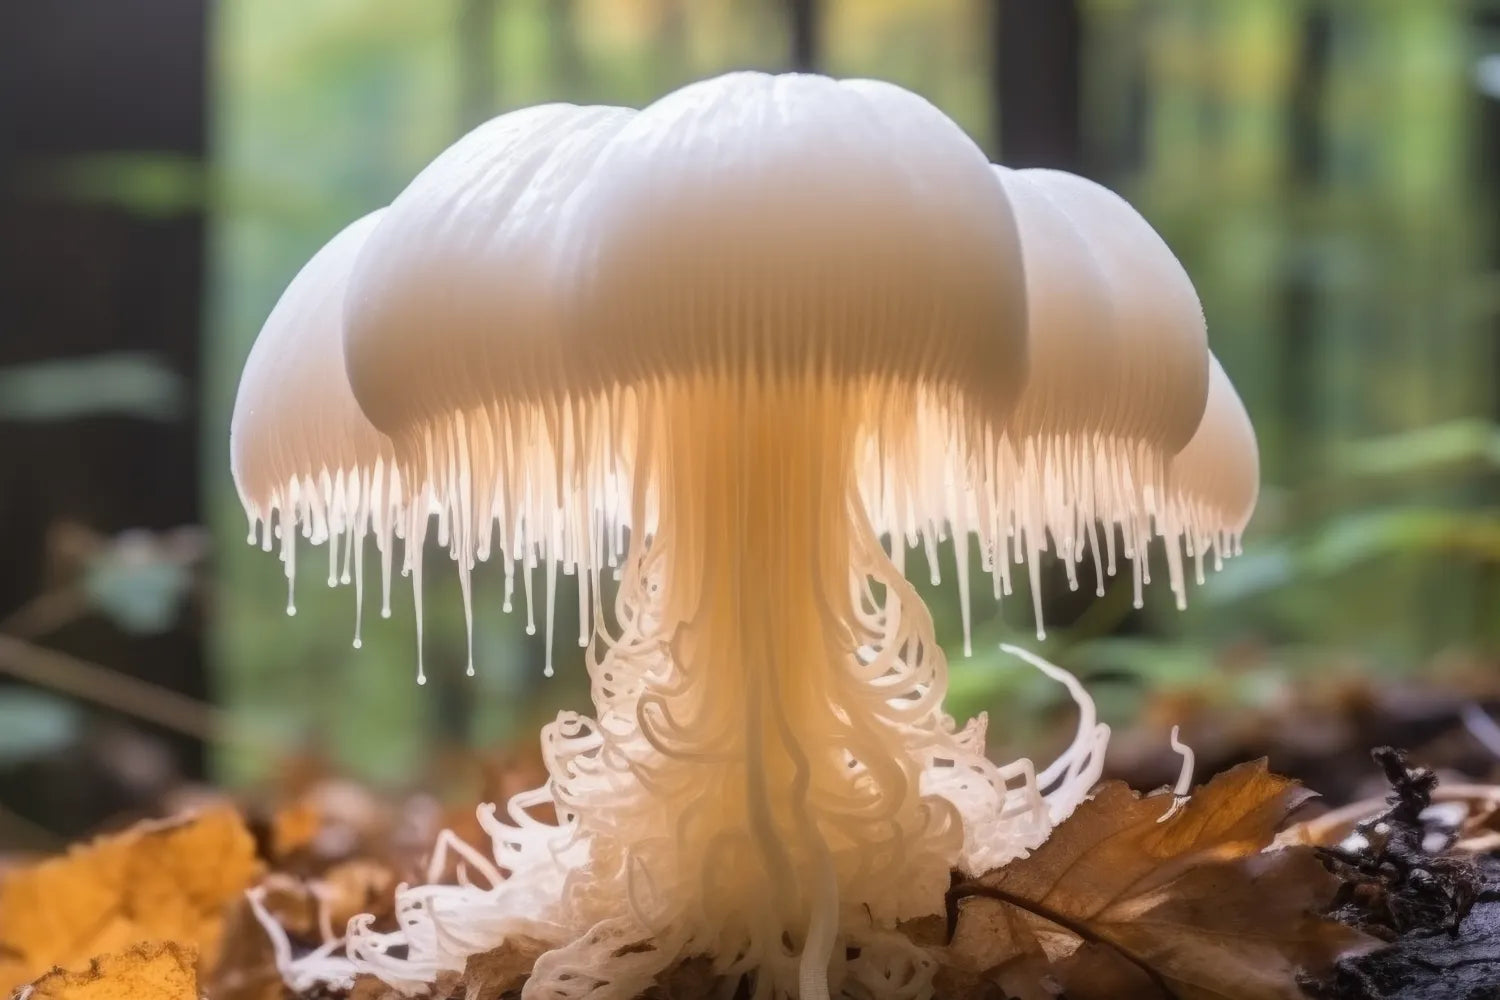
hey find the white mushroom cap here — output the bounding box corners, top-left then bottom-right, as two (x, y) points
(564, 72), (1029, 411)
(340, 74), (1032, 672)
(991, 167), (1118, 445)
(979, 168), (1213, 628)
(230, 210), (400, 633)
(1016, 168), (1209, 456)
(344, 104), (636, 438)
(1169, 353), (1259, 571)
(341, 103), (637, 679)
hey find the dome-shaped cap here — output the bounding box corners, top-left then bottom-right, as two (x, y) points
(337, 75), (1035, 672)
(992, 166), (1117, 443)
(344, 104), (636, 438)
(232, 211), (393, 525)
(230, 210), (401, 630)
(1017, 169), (1209, 455)
(563, 72), (1029, 417)
(959, 170), (1214, 633)
(341, 104), (638, 678)
(1169, 353), (1259, 553)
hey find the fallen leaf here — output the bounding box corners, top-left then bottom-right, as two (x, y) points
(348, 970), (463, 999)
(947, 760), (1372, 1000)
(203, 898), (284, 1000)
(1044, 940), (1160, 999)
(21, 940), (198, 1000)
(269, 799), (322, 861)
(462, 936), (549, 997)
(0, 807), (259, 992)
(348, 975), (403, 1000)
(650, 955), (731, 999)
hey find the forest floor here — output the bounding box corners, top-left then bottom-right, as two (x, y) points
(4, 681), (1500, 1000)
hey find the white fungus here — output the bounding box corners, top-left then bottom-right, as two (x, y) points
(341, 72), (1038, 1000)
(232, 71), (1261, 1000)
(230, 210), (402, 646)
(1162, 354), (1260, 593)
(985, 168), (1213, 631)
(344, 102), (636, 684)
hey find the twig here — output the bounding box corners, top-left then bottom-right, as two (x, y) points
(0, 588), (85, 640)
(0, 632), (264, 748)
(1282, 784), (1500, 847)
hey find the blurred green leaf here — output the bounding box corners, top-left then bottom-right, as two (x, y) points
(84, 530), (203, 635)
(20, 152), (206, 218)
(0, 691), (80, 765)
(1306, 508), (1500, 569)
(1068, 637), (1216, 688)
(1207, 507), (1500, 605)
(0, 353), (183, 422)
(1331, 419), (1500, 479)
(1201, 548), (1297, 605)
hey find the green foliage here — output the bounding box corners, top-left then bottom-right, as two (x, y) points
(0, 355), (183, 423)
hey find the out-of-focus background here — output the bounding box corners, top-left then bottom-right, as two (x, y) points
(2, 0), (1499, 847)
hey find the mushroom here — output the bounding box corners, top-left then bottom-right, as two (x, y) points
(234, 72), (1254, 1000)
(343, 101), (636, 684)
(1164, 354), (1259, 588)
(230, 210), (402, 647)
(986, 167), (1213, 631)
(339, 71), (1045, 999)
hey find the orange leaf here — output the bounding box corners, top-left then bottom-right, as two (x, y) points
(0, 808), (259, 992)
(22, 941), (198, 1000)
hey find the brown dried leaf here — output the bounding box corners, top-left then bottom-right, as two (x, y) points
(0, 807), (259, 993)
(203, 898), (284, 1000)
(949, 760), (1372, 1000)
(348, 975), (399, 1000)
(22, 941), (198, 1000)
(269, 799), (322, 861)
(462, 936), (550, 998)
(648, 955), (729, 999)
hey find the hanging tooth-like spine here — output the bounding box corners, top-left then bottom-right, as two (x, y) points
(1085, 517), (1104, 597)
(951, 481), (973, 659)
(327, 520), (340, 588)
(353, 512), (366, 649)
(378, 465), (396, 620)
(281, 497), (298, 616)
(523, 535), (537, 637)
(1026, 531), (1045, 641)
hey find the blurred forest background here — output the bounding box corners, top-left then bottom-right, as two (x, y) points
(3, 0), (1500, 847)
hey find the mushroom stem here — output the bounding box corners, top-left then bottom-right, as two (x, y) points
(519, 372), (1036, 996)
